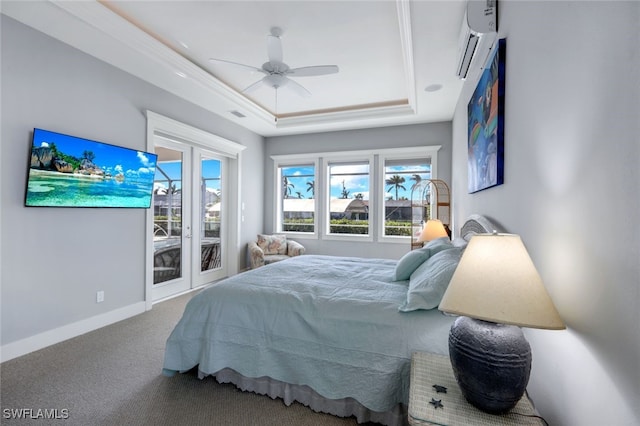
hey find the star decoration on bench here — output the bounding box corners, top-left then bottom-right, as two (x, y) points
(432, 384), (447, 393)
(429, 398), (444, 409)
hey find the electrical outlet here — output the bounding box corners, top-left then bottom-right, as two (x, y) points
(96, 291), (104, 303)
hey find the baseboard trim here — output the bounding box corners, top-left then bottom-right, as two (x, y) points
(0, 302), (146, 363)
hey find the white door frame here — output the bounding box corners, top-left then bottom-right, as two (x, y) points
(145, 111), (246, 310)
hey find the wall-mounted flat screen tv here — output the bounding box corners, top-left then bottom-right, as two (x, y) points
(25, 128), (158, 208)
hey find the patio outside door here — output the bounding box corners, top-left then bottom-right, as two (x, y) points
(151, 139), (227, 301)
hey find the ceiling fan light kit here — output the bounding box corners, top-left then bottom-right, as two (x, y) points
(264, 74), (289, 89)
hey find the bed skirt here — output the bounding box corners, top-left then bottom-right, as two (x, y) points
(208, 367), (407, 426)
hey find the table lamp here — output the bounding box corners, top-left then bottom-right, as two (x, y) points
(438, 232), (565, 414)
(418, 219), (449, 243)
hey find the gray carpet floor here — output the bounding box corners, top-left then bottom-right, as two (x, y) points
(0, 292), (367, 425)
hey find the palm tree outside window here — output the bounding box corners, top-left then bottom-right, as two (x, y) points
(383, 158), (431, 237)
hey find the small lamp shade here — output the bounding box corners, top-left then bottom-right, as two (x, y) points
(439, 233), (565, 330)
(418, 219), (448, 242)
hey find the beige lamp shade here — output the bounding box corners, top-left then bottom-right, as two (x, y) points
(418, 219), (448, 242)
(438, 233), (565, 330)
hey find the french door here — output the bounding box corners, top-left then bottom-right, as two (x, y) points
(151, 137), (227, 301)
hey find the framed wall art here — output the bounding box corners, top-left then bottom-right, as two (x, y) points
(467, 38), (506, 193)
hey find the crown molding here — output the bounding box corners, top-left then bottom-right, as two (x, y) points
(54, 0), (418, 129)
(51, 0), (275, 124)
(275, 102), (416, 129)
(6, 0), (421, 135)
(396, 0), (417, 112)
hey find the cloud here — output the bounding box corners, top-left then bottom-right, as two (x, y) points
(40, 142), (49, 148)
(137, 151), (152, 167)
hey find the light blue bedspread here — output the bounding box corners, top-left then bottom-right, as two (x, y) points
(163, 255), (455, 413)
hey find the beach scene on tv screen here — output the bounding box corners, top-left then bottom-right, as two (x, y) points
(26, 129), (157, 208)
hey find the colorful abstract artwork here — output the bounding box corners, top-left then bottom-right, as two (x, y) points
(467, 38), (505, 193)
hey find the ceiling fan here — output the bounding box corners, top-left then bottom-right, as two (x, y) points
(209, 27), (339, 98)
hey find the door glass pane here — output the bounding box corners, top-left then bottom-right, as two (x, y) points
(152, 148), (183, 284)
(200, 157), (221, 272)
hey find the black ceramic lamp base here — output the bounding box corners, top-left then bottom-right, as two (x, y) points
(448, 316), (532, 414)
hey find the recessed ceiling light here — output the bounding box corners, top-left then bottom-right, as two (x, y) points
(424, 84), (443, 92)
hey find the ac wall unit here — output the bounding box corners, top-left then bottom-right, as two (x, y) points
(456, 0), (498, 80)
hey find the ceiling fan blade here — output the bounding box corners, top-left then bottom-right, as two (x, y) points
(242, 78), (265, 94)
(267, 35), (283, 63)
(287, 65), (339, 77)
(209, 58), (266, 74)
(283, 77), (312, 98)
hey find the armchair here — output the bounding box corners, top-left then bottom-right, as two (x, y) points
(248, 234), (305, 269)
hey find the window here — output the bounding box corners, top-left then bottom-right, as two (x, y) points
(277, 163), (316, 233)
(383, 158), (431, 237)
(272, 146), (441, 243)
(327, 160), (371, 236)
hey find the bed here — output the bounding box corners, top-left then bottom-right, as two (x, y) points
(162, 215), (498, 425)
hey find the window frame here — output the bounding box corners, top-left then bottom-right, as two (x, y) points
(271, 146), (441, 243)
(324, 153), (375, 242)
(377, 147), (441, 244)
(273, 156), (319, 239)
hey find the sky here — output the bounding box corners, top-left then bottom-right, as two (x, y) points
(33, 128), (156, 181)
(154, 158), (221, 192)
(151, 158), (427, 198)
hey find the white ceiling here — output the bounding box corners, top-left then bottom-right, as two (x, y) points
(2, 0), (467, 137)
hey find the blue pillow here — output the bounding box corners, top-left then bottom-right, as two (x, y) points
(392, 237), (454, 281)
(421, 237), (454, 255)
(399, 248), (462, 311)
(392, 249), (432, 281)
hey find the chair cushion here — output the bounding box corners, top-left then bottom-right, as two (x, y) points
(257, 234), (288, 255)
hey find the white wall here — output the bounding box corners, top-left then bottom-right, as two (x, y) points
(265, 122), (452, 259)
(451, 2), (639, 425)
(0, 15), (264, 357)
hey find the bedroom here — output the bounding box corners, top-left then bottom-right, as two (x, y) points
(1, 1), (638, 426)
